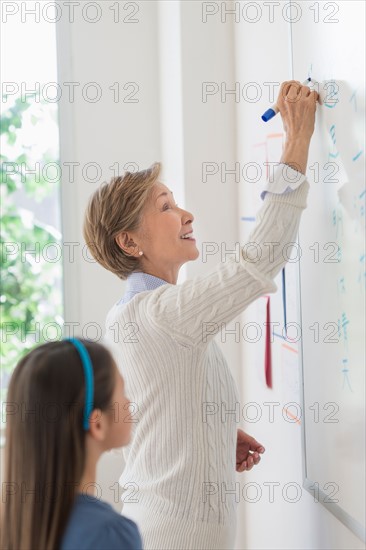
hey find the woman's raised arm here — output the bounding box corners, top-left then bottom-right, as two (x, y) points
(143, 81), (318, 348)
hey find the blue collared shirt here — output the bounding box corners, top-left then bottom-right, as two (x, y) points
(117, 271), (169, 306)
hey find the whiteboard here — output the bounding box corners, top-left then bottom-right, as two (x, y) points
(291, 0), (366, 541)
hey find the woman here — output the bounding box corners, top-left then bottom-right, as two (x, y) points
(83, 80), (318, 549)
(1, 339), (142, 550)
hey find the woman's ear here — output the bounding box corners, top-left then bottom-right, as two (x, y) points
(115, 232), (139, 257)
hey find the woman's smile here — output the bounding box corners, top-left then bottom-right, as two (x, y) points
(180, 230), (196, 242)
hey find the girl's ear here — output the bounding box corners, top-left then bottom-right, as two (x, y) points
(88, 409), (107, 442)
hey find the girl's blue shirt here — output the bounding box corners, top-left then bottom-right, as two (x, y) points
(61, 493), (142, 550)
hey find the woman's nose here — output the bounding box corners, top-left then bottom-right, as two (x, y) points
(182, 209), (194, 223)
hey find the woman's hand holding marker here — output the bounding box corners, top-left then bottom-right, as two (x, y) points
(277, 80), (320, 142)
(275, 80), (320, 175)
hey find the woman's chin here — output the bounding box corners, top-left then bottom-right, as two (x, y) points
(181, 249), (199, 263)
(179, 243), (200, 262)
(191, 247), (200, 260)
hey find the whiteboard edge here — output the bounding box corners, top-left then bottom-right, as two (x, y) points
(303, 477), (366, 543)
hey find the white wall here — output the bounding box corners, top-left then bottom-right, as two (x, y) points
(56, 1), (162, 331)
(56, 1), (365, 549)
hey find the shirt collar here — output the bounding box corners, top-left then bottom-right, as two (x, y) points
(117, 271), (169, 305)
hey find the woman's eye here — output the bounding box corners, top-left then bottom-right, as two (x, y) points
(163, 202), (178, 211)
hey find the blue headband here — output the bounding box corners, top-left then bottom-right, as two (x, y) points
(65, 338), (94, 431)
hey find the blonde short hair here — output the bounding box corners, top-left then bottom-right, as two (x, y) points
(83, 162), (161, 280)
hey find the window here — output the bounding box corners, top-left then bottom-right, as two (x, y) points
(1, 4), (63, 411)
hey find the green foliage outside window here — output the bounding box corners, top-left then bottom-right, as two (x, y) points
(0, 95), (63, 403)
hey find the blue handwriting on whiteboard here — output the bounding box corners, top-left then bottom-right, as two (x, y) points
(338, 312), (349, 353)
(349, 90), (357, 112)
(332, 206), (343, 239)
(330, 125), (336, 145)
(352, 150), (363, 162)
(328, 125), (339, 161)
(338, 276), (346, 295)
(342, 358), (353, 392)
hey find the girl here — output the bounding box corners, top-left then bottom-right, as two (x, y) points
(0, 338), (142, 550)
(83, 81), (319, 549)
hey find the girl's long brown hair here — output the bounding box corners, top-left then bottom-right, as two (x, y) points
(0, 339), (116, 550)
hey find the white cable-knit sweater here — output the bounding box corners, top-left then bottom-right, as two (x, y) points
(104, 174), (310, 550)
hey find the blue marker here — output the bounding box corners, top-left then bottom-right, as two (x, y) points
(262, 78), (313, 122)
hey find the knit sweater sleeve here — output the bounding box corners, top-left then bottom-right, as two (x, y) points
(144, 180), (310, 348)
